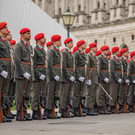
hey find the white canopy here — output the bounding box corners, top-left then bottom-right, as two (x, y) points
(0, 0), (78, 49)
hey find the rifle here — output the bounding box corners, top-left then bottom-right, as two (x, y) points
(132, 84), (135, 112)
(78, 83), (82, 117)
(0, 78), (4, 123)
(123, 83), (128, 113)
(38, 80), (43, 120)
(114, 84), (120, 114)
(19, 79), (27, 121)
(52, 81), (57, 119)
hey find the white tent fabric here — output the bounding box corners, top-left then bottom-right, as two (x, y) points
(0, 0), (78, 49)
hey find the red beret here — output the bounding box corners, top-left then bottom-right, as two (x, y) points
(10, 40), (16, 45)
(100, 45), (109, 51)
(51, 34), (61, 42)
(64, 38), (73, 44)
(61, 48), (65, 52)
(0, 22), (7, 30)
(96, 50), (101, 56)
(89, 43), (97, 48)
(73, 46), (78, 53)
(85, 48), (90, 54)
(34, 33), (44, 41)
(46, 41), (53, 46)
(130, 51), (135, 58)
(120, 48), (128, 54)
(111, 47), (119, 53)
(20, 28), (30, 34)
(77, 40), (85, 47)
(107, 51), (111, 56)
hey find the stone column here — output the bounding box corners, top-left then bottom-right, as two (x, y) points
(91, 0), (98, 24)
(35, 0), (39, 6)
(116, 0), (125, 20)
(97, 0), (106, 24)
(54, 0), (59, 22)
(110, 0), (117, 22)
(73, 0), (79, 27)
(60, 0), (66, 26)
(128, 0), (135, 18)
(41, 0), (46, 11)
(79, 0), (86, 26)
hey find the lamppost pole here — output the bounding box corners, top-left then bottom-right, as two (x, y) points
(67, 26), (70, 38)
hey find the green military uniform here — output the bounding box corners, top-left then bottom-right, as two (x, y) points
(60, 48), (75, 117)
(109, 56), (122, 112)
(118, 56), (128, 111)
(0, 36), (12, 120)
(98, 54), (110, 113)
(127, 59), (135, 111)
(8, 46), (16, 106)
(14, 39), (34, 120)
(86, 51), (98, 115)
(46, 46), (61, 117)
(73, 49), (87, 116)
(31, 45), (47, 117)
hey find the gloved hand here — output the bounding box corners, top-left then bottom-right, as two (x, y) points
(39, 74), (46, 80)
(118, 78), (122, 83)
(125, 79), (130, 84)
(132, 80), (135, 84)
(86, 80), (91, 86)
(78, 77), (85, 82)
(104, 78), (109, 83)
(0, 70), (8, 78)
(69, 76), (75, 82)
(23, 72), (31, 80)
(54, 75), (60, 81)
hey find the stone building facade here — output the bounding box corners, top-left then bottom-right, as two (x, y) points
(32, 0), (135, 51)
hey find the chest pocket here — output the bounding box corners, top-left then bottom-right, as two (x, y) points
(114, 60), (121, 70)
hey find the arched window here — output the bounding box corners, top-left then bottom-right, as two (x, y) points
(95, 40), (97, 43)
(132, 34), (134, 40)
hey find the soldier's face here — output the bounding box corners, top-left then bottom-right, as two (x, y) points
(23, 32), (31, 41)
(123, 51), (128, 58)
(81, 43), (86, 50)
(132, 55), (135, 60)
(104, 49), (109, 56)
(92, 46), (97, 53)
(40, 37), (46, 44)
(55, 40), (61, 47)
(6, 33), (12, 41)
(11, 44), (15, 48)
(107, 55), (111, 60)
(47, 45), (53, 50)
(67, 41), (73, 49)
(0, 25), (9, 36)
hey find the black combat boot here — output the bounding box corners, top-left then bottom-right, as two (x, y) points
(106, 105), (111, 114)
(118, 105), (123, 113)
(99, 106), (104, 115)
(87, 108), (98, 116)
(43, 109), (47, 120)
(127, 105), (132, 113)
(111, 106), (115, 114)
(46, 110), (52, 119)
(32, 111), (38, 120)
(73, 108), (79, 117)
(16, 111), (26, 121)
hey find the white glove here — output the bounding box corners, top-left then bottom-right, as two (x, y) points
(78, 77), (85, 82)
(54, 75), (60, 81)
(125, 79), (130, 84)
(39, 74), (46, 80)
(118, 78), (122, 83)
(132, 80), (135, 84)
(86, 80), (91, 86)
(0, 70), (8, 78)
(23, 72), (31, 80)
(104, 78), (109, 83)
(69, 76), (75, 82)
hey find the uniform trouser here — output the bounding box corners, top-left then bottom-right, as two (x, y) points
(127, 83), (135, 106)
(85, 83), (98, 109)
(73, 80), (85, 108)
(109, 82), (120, 106)
(2, 77), (10, 106)
(118, 82), (127, 106)
(31, 80), (47, 111)
(60, 81), (73, 110)
(15, 79), (32, 111)
(97, 82), (110, 107)
(46, 79), (60, 110)
(8, 79), (16, 102)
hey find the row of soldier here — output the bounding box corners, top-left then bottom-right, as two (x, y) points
(0, 22), (135, 123)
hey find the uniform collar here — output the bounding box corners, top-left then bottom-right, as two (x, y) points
(122, 56), (127, 60)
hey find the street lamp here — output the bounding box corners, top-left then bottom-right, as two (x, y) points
(62, 7), (75, 38)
